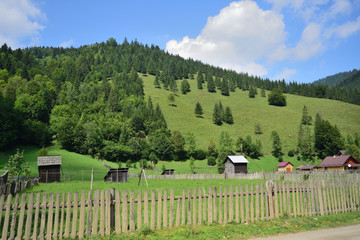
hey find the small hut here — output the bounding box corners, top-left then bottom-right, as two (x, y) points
(277, 162), (294, 172)
(161, 169), (175, 175)
(224, 155), (248, 174)
(104, 168), (129, 182)
(37, 156), (62, 183)
(0, 171), (8, 185)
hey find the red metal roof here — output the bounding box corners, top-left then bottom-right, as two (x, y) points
(277, 161), (293, 167)
(318, 155), (358, 168)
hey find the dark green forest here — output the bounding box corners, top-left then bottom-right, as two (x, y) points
(313, 69), (359, 88)
(0, 38), (359, 163)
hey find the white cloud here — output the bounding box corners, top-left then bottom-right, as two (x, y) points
(292, 23), (324, 60)
(166, 0), (286, 76)
(0, 0), (45, 48)
(274, 68), (297, 80)
(59, 39), (74, 48)
(325, 16), (360, 38)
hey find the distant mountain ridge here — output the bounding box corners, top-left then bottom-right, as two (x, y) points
(313, 69), (359, 88)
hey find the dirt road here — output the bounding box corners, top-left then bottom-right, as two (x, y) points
(251, 224), (360, 240)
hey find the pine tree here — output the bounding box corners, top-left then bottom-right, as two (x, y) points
(261, 88), (266, 97)
(221, 79), (229, 96)
(271, 131), (283, 158)
(197, 73), (203, 89)
(249, 86), (256, 98)
(218, 101), (224, 121)
(223, 106), (234, 124)
(168, 93), (175, 107)
(194, 102), (204, 117)
(229, 78), (236, 92)
(213, 103), (222, 125)
(298, 123), (315, 161)
(301, 105), (312, 125)
(215, 75), (221, 89)
(181, 79), (190, 94)
(207, 74), (216, 93)
(153, 74), (161, 88)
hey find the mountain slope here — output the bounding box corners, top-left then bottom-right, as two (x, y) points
(313, 69), (359, 87)
(338, 70), (360, 89)
(143, 74), (360, 153)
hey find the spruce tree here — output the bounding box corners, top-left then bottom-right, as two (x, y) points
(249, 86), (256, 98)
(213, 103), (222, 125)
(181, 79), (190, 94)
(301, 105), (312, 125)
(223, 106), (234, 124)
(271, 131), (283, 158)
(221, 79), (229, 96)
(207, 75), (216, 93)
(197, 73), (203, 89)
(218, 101), (224, 121)
(168, 93), (175, 107)
(153, 74), (161, 88)
(261, 88), (266, 97)
(194, 102), (204, 117)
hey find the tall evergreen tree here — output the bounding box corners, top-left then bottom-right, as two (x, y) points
(168, 93), (175, 107)
(223, 106), (234, 124)
(314, 119), (344, 158)
(221, 79), (229, 96)
(271, 131), (283, 158)
(301, 105), (312, 125)
(197, 73), (203, 89)
(194, 102), (204, 117)
(213, 103), (222, 125)
(153, 74), (161, 88)
(207, 75), (216, 93)
(297, 123), (315, 161)
(180, 79), (190, 94)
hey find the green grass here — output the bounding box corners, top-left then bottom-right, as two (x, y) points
(67, 211), (360, 240)
(21, 178), (265, 196)
(142, 74), (360, 152)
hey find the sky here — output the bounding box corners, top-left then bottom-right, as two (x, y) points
(0, 0), (359, 83)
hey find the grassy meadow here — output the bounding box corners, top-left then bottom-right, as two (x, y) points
(142, 74), (360, 153)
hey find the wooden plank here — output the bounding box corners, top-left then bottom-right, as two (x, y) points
(260, 184), (265, 220)
(46, 193), (54, 240)
(91, 190), (99, 235)
(39, 193), (47, 240)
(17, 193), (27, 240)
(250, 185), (254, 222)
(2, 194), (13, 240)
(286, 183), (291, 217)
(130, 190), (135, 232)
(212, 187), (217, 223)
(24, 193), (34, 240)
(255, 184), (260, 221)
(58, 193), (65, 239)
(198, 187), (202, 224)
(187, 189), (191, 225)
(229, 185), (234, 222)
(202, 187), (206, 222)
(332, 181), (338, 214)
(175, 195), (181, 227)
(273, 183), (278, 218)
(278, 182), (283, 216)
(265, 183), (270, 220)
(245, 185), (250, 222)
(296, 183), (300, 216)
(144, 190), (149, 227)
(53, 193), (60, 240)
(325, 184), (332, 214)
(105, 190), (111, 235)
(181, 189), (186, 225)
(78, 191), (86, 239)
(122, 190), (128, 233)
(292, 183), (297, 217)
(240, 185), (244, 222)
(114, 191), (121, 234)
(0, 195), (4, 234)
(192, 188), (196, 225)
(318, 182), (324, 216)
(235, 186), (239, 223)
(219, 187), (223, 223)
(163, 189), (168, 228)
(137, 190), (143, 230)
(169, 189), (174, 228)
(71, 192), (79, 239)
(86, 191), (93, 236)
(322, 182), (328, 215)
(10, 194), (20, 240)
(157, 190), (162, 229)
(64, 192), (72, 238)
(150, 190), (156, 230)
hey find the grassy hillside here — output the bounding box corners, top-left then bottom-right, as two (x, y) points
(143, 74), (360, 153)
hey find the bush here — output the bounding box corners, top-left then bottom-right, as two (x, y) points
(288, 149), (295, 157)
(268, 88), (287, 106)
(207, 156), (216, 166)
(193, 149), (207, 160)
(139, 159), (148, 169)
(126, 159), (132, 168)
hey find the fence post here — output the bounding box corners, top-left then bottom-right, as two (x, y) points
(266, 181), (274, 219)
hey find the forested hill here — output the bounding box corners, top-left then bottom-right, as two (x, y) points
(337, 70), (360, 89)
(312, 69), (359, 88)
(0, 38), (360, 163)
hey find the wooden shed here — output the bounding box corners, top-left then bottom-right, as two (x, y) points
(224, 155), (248, 174)
(104, 168), (129, 182)
(37, 156), (62, 183)
(277, 162), (294, 172)
(161, 169), (175, 175)
(0, 171), (8, 185)
(318, 155), (360, 170)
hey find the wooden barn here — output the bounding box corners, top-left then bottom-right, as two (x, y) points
(224, 155), (248, 174)
(296, 165), (317, 171)
(277, 162), (294, 172)
(0, 171), (8, 185)
(318, 155), (360, 170)
(161, 169), (175, 175)
(37, 156), (62, 183)
(104, 168), (129, 182)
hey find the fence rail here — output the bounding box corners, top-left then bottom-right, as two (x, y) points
(1, 175), (360, 239)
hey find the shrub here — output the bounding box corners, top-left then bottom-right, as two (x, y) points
(207, 156), (216, 166)
(193, 149), (207, 160)
(268, 88), (287, 106)
(288, 149), (295, 157)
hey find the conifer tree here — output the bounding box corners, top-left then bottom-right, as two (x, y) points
(218, 101), (224, 121)
(168, 93), (175, 107)
(223, 106), (234, 124)
(181, 79), (190, 94)
(207, 75), (216, 93)
(197, 73), (203, 89)
(221, 79), (229, 96)
(229, 78), (236, 92)
(213, 103), (222, 125)
(301, 105), (312, 125)
(194, 102), (203, 117)
(271, 131), (283, 158)
(153, 74), (161, 88)
(261, 88), (266, 97)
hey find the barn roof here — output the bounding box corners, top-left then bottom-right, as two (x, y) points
(277, 161), (293, 167)
(298, 165), (317, 170)
(37, 156), (62, 166)
(226, 155), (248, 163)
(318, 155), (358, 168)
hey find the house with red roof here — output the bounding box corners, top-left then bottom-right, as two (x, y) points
(277, 161), (294, 172)
(318, 155), (360, 171)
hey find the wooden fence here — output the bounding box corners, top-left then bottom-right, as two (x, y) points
(1, 177), (359, 240)
(0, 179), (39, 197)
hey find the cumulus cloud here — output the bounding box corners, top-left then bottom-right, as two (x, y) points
(166, 0), (286, 76)
(59, 39), (74, 48)
(0, 0), (45, 48)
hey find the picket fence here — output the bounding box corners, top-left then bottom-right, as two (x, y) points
(0, 179), (39, 197)
(1, 177), (359, 240)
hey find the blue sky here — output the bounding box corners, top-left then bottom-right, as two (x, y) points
(0, 0), (359, 83)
